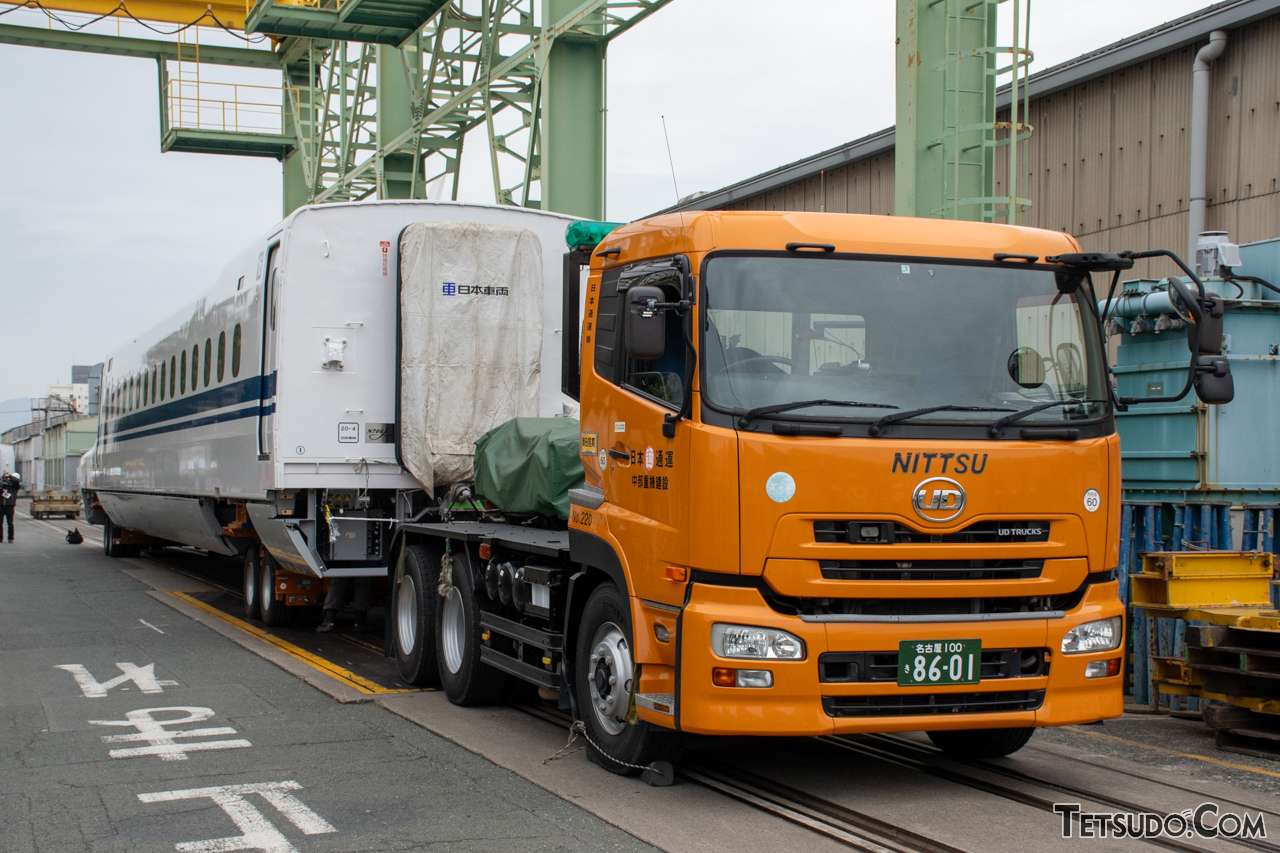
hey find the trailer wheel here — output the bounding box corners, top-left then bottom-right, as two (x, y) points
(436, 550), (510, 705)
(574, 583), (683, 775)
(243, 548), (262, 621)
(926, 727), (1035, 758)
(393, 545), (441, 687)
(259, 551), (290, 627)
(102, 518), (140, 559)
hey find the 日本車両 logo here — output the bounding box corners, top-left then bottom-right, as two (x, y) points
(913, 477), (966, 523)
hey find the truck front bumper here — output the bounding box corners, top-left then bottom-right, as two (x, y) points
(656, 580), (1123, 736)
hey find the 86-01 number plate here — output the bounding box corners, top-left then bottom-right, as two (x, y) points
(898, 639), (981, 686)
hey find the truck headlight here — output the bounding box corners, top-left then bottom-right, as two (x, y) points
(1061, 617), (1122, 654)
(711, 623), (805, 660)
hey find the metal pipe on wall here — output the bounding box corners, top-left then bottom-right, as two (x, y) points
(1188, 30), (1228, 259)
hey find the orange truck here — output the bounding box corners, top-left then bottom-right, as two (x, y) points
(391, 209), (1232, 778)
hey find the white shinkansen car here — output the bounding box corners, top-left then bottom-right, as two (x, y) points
(83, 200), (576, 624)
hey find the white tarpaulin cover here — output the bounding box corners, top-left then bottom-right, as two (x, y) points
(398, 220), (544, 490)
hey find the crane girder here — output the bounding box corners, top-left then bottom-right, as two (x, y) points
(0, 0), (675, 214)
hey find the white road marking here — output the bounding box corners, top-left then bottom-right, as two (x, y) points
(55, 662), (179, 698)
(139, 619), (166, 634)
(89, 707), (252, 761)
(137, 781), (336, 853)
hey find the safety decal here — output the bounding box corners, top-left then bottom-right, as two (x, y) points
(766, 472), (796, 503)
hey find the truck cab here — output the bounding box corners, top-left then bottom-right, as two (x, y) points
(568, 210), (1125, 753)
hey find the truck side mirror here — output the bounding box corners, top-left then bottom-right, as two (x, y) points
(1190, 292), (1226, 355)
(1007, 346), (1045, 388)
(625, 285), (666, 360)
(1194, 355), (1234, 404)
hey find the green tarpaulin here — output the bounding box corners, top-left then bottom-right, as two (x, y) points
(473, 418), (585, 520)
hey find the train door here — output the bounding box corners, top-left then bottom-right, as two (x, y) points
(258, 245), (281, 460)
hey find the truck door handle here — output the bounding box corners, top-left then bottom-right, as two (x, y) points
(608, 448), (629, 461)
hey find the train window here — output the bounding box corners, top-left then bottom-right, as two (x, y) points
(191, 345), (198, 391)
(143, 372), (148, 407)
(127, 377), (133, 412)
(151, 366), (157, 404)
(217, 332), (226, 383)
(170, 355), (177, 398)
(231, 324), (242, 377)
(203, 338), (212, 387)
(180, 350), (187, 394)
(160, 362), (166, 402)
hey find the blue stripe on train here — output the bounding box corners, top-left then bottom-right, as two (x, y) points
(103, 371), (276, 439)
(105, 403), (275, 444)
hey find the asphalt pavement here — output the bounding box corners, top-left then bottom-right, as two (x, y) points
(0, 511), (658, 853)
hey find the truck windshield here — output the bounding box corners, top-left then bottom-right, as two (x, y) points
(701, 254), (1109, 425)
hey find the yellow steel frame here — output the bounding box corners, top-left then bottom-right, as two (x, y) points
(9, 0), (250, 30)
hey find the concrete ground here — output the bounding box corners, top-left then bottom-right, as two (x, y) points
(0, 511), (659, 853)
(5, 505), (1279, 853)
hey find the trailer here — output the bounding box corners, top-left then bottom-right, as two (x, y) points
(84, 201), (1238, 777)
(31, 490), (80, 520)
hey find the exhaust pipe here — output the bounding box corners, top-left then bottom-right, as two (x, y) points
(1188, 30), (1228, 259)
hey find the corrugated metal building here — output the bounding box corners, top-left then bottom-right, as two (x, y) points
(675, 0), (1280, 280)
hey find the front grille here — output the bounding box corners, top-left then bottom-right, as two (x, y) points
(822, 689), (1045, 718)
(819, 559), (1043, 581)
(767, 585), (1087, 619)
(818, 648), (1049, 683)
(815, 519), (1051, 545)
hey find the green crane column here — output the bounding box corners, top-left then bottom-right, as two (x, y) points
(283, 60), (313, 216)
(541, 0), (604, 219)
(378, 45), (418, 199)
(894, 0), (997, 221)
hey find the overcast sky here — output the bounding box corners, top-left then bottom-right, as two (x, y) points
(0, 0), (1212, 409)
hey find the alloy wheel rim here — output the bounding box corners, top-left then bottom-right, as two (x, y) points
(440, 586), (464, 674)
(260, 562), (273, 614)
(397, 574), (418, 657)
(244, 560), (257, 609)
(587, 622), (632, 736)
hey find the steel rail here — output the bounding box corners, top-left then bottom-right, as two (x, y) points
(827, 733), (1280, 853)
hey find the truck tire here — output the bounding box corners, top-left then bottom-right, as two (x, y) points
(394, 544), (441, 687)
(574, 583), (683, 775)
(436, 549), (511, 705)
(259, 551), (290, 627)
(926, 726), (1035, 759)
(243, 548), (262, 621)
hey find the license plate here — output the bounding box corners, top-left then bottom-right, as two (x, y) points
(897, 639), (981, 686)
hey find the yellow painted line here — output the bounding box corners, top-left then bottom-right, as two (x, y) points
(1067, 726), (1280, 780)
(169, 591), (420, 696)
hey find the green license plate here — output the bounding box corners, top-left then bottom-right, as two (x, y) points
(897, 639), (981, 686)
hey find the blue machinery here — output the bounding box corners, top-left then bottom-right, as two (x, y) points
(1108, 234), (1280, 706)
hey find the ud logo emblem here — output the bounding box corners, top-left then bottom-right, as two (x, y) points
(913, 477), (966, 522)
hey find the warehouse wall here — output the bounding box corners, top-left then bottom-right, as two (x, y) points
(719, 14), (1280, 281)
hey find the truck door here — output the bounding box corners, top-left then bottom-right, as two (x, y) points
(595, 259), (692, 606)
(258, 245), (280, 460)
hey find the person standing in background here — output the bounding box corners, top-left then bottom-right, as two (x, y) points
(0, 470), (20, 543)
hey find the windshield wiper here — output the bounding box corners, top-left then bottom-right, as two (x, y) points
(738, 398), (897, 428)
(868, 405), (1014, 437)
(986, 399), (1111, 437)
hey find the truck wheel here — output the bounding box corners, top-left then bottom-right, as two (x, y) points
(394, 545), (441, 687)
(259, 552), (290, 627)
(436, 549), (510, 705)
(926, 727), (1035, 759)
(243, 549), (262, 621)
(574, 583), (683, 775)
